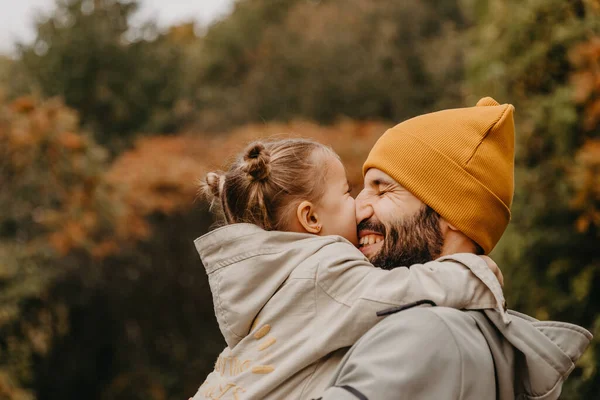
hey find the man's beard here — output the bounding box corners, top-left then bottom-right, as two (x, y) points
(359, 205), (444, 270)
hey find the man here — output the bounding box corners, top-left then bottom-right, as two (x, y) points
(319, 97), (592, 399)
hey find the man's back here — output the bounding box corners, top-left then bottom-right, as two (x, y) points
(319, 307), (496, 399)
(319, 306), (591, 400)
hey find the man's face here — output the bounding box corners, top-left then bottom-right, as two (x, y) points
(355, 168), (444, 269)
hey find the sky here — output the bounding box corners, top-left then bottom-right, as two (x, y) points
(0, 0), (236, 55)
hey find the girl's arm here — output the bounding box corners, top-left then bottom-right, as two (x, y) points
(313, 240), (506, 345)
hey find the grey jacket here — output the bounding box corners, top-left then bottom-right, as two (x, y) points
(320, 305), (592, 400)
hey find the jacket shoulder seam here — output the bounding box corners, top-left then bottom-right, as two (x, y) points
(199, 231), (263, 254)
(206, 247), (282, 273)
(204, 236), (338, 273)
(423, 309), (464, 399)
(316, 277), (352, 308)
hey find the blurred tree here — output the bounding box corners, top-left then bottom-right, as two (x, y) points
(0, 95), (112, 398)
(0, 89), (392, 398)
(0, 56), (11, 94)
(0, 95), (148, 258)
(0, 95), (220, 399)
(13, 0), (195, 146)
(10, 0), (470, 138)
(464, 0), (600, 397)
(192, 0), (468, 130)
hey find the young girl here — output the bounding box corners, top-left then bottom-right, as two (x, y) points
(192, 139), (505, 400)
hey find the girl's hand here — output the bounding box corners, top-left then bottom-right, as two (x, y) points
(480, 255), (504, 287)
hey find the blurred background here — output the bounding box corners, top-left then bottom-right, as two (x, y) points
(0, 0), (598, 398)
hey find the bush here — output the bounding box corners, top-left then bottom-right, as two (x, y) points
(192, 0), (467, 130)
(465, 1), (600, 397)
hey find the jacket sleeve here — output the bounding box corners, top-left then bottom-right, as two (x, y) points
(318, 307), (495, 400)
(316, 241), (501, 313)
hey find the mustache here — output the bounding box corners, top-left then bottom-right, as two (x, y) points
(357, 219), (386, 236)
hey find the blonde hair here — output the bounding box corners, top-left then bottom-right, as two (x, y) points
(200, 138), (336, 230)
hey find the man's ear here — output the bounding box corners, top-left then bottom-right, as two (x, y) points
(296, 200), (322, 234)
(447, 222), (460, 231)
(439, 217), (459, 233)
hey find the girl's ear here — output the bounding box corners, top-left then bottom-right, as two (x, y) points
(296, 200), (322, 234)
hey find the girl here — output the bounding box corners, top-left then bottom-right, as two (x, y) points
(192, 139), (504, 399)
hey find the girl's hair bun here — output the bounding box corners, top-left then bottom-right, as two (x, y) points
(199, 171), (224, 203)
(243, 142), (271, 182)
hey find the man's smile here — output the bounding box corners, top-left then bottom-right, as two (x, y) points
(358, 230), (384, 257)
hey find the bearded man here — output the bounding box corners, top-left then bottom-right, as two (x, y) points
(318, 97), (592, 400)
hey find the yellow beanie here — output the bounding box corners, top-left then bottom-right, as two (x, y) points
(363, 97), (515, 254)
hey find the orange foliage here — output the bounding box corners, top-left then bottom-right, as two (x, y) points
(214, 120), (392, 188)
(570, 36), (600, 132)
(167, 22), (197, 44)
(571, 139), (600, 234)
(2, 94), (390, 260)
(0, 372), (32, 400)
(569, 37), (600, 234)
(0, 96), (148, 259)
(105, 119), (392, 220)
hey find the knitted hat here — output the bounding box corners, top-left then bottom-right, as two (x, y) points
(363, 97), (515, 253)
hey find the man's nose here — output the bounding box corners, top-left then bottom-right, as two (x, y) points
(355, 192), (374, 225)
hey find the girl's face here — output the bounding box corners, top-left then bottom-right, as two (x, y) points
(314, 155), (358, 245)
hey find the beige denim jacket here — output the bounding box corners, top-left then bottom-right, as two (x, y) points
(191, 224), (505, 400)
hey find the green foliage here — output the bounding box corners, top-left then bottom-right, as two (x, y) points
(193, 0), (467, 129)
(0, 56), (12, 93)
(465, 0), (600, 397)
(13, 0), (193, 145)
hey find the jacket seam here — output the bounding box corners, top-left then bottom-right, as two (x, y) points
(200, 231), (335, 255)
(426, 309), (464, 400)
(299, 270), (321, 399)
(535, 327), (590, 358)
(532, 322), (593, 338)
(315, 257), (373, 307)
(317, 279), (352, 308)
(299, 357), (322, 399)
(198, 230), (264, 254)
(358, 297), (409, 308)
(215, 271), (244, 341)
(463, 303), (499, 309)
(317, 281), (427, 310)
(203, 236), (338, 273)
(315, 258), (353, 307)
(206, 248), (283, 273)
